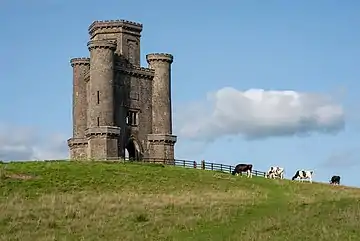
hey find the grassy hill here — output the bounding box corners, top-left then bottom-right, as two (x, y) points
(0, 161), (360, 241)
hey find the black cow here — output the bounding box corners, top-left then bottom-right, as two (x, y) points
(330, 175), (340, 185)
(232, 164), (253, 178)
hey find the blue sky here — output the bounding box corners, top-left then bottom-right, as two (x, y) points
(1, 0), (360, 186)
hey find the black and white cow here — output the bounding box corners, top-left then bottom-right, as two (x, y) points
(232, 164), (253, 178)
(265, 166), (284, 179)
(292, 170), (313, 183)
(330, 175), (340, 185)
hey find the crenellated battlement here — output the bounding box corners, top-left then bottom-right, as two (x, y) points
(70, 57), (90, 67)
(67, 137), (88, 147)
(88, 19), (143, 37)
(87, 40), (116, 51)
(116, 62), (154, 73)
(146, 53), (173, 63)
(147, 134), (177, 144)
(115, 62), (154, 79)
(85, 126), (121, 138)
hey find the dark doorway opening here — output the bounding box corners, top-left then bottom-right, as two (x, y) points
(125, 139), (139, 161)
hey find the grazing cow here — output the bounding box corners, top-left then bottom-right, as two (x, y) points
(330, 175), (340, 185)
(292, 170), (313, 183)
(232, 164), (253, 178)
(265, 166), (284, 179)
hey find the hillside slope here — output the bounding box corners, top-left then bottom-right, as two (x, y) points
(0, 161), (359, 241)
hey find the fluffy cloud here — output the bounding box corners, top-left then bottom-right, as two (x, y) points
(176, 87), (345, 142)
(0, 123), (68, 161)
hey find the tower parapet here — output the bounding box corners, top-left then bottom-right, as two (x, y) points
(87, 40), (117, 50)
(70, 57), (90, 66)
(88, 19), (143, 38)
(146, 53), (173, 63)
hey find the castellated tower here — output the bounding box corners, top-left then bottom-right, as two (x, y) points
(67, 19), (177, 161)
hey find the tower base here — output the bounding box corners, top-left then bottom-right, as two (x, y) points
(67, 138), (88, 160)
(147, 134), (177, 164)
(86, 126), (121, 160)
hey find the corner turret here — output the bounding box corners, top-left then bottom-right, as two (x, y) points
(68, 57), (90, 159)
(86, 40), (121, 159)
(146, 53), (177, 162)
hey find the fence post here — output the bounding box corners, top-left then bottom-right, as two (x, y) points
(183, 160), (185, 167)
(220, 164), (223, 172)
(193, 161), (197, 169)
(201, 160), (205, 170)
(211, 163), (213, 170)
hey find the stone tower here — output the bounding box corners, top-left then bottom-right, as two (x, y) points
(67, 19), (177, 161)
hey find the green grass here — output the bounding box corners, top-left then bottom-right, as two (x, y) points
(0, 161), (360, 241)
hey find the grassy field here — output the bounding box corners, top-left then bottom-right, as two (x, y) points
(0, 161), (360, 241)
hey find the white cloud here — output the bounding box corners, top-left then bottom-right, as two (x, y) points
(176, 87), (345, 142)
(0, 123), (68, 161)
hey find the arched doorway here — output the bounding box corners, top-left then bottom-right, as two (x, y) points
(125, 138), (141, 161)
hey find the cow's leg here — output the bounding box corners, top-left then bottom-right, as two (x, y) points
(309, 177), (312, 183)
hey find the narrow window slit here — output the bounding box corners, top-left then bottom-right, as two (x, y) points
(126, 110), (138, 126)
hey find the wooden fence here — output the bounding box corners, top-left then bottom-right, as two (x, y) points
(127, 157), (266, 177)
